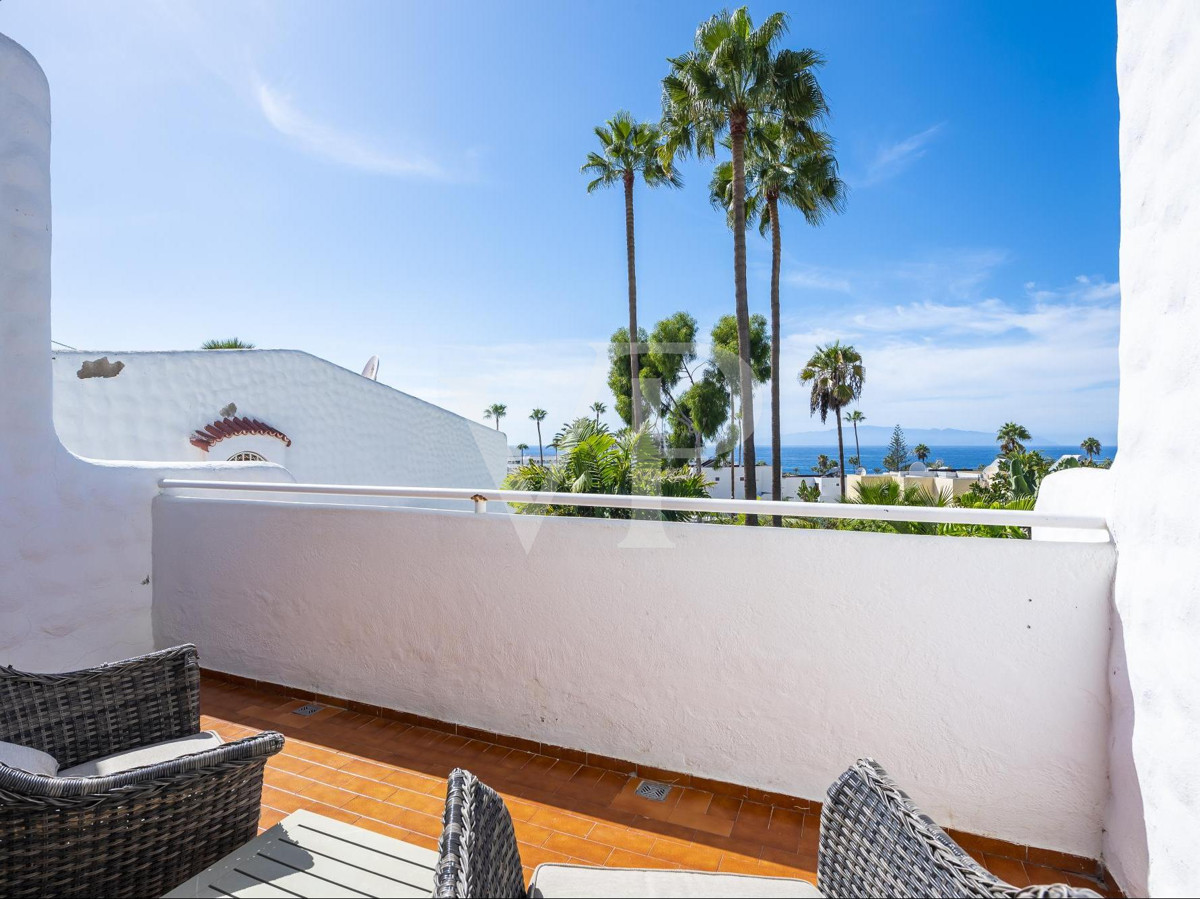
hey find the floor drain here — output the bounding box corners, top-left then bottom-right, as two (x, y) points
(292, 703), (323, 717)
(635, 780), (672, 802)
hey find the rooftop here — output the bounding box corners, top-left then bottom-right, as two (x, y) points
(202, 675), (1119, 895)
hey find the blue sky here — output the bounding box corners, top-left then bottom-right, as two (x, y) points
(2, 1), (1119, 446)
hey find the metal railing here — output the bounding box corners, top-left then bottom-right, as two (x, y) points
(157, 479), (1110, 533)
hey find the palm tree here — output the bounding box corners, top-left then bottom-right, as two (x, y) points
(845, 409), (865, 465)
(530, 408), (548, 465)
(517, 442), (529, 463)
(1081, 436), (1102, 463)
(710, 120), (845, 509)
(590, 401), (607, 425)
(914, 444), (930, 463)
(663, 7), (828, 515)
(798, 342), (865, 499)
(996, 422), (1031, 456)
(582, 112), (681, 432)
(484, 403), (507, 431)
(202, 337), (255, 349)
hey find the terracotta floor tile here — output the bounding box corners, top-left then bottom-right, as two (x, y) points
(203, 676), (1103, 892)
(587, 822), (657, 856)
(983, 853), (1033, 887)
(647, 836), (725, 869)
(527, 807), (596, 838)
(542, 832), (615, 865)
(606, 848), (681, 870)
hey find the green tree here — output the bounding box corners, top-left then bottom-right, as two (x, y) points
(503, 418), (709, 520)
(583, 112), (681, 432)
(710, 119), (845, 509)
(662, 6), (827, 514)
(882, 425), (910, 472)
(811, 454), (837, 476)
(202, 337), (255, 349)
(914, 443), (930, 463)
(590, 401), (607, 425)
(996, 422), (1032, 456)
(484, 403), (507, 431)
(607, 327), (652, 426)
(844, 409), (865, 466)
(530, 408), (548, 465)
(711, 313), (771, 506)
(1081, 436), (1102, 463)
(798, 342), (864, 498)
(516, 443), (529, 462)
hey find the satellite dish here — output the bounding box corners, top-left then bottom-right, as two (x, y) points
(361, 355), (380, 380)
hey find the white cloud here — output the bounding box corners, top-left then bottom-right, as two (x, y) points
(861, 123), (945, 186)
(255, 81), (449, 179)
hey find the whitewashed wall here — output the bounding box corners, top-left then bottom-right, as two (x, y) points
(0, 33), (291, 671)
(154, 496), (1115, 859)
(1112, 2), (1200, 895)
(52, 350), (506, 490)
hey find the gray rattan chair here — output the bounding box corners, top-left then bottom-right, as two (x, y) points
(435, 768), (527, 898)
(0, 644), (284, 898)
(434, 762), (1103, 898)
(818, 759), (1100, 898)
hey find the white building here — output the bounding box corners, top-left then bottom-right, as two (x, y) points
(52, 349), (506, 490)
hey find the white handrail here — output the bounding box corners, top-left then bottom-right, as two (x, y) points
(157, 479), (1109, 531)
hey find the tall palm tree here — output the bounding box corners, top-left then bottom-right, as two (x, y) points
(582, 112), (681, 431)
(845, 409), (865, 464)
(590, 401), (607, 425)
(516, 443), (529, 462)
(996, 422), (1031, 456)
(530, 408), (547, 464)
(914, 444), (930, 463)
(1081, 436), (1102, 463)
(798, 342), (865, 498)
(662, 7), (827, 517)
(484, 403), (507, 431)
(710, 120), (846, 509)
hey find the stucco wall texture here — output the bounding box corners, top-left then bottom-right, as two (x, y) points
(155, 495), (1115, 859)
(52, 349), (507, 491)
(1111, 1), (1200, 895)
(0, 34), (293, 671)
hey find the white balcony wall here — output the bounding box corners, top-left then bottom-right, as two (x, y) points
(154, 496), (1115, 859)
(0, 33), (293, 671)
(1112, 1), (1200, 895)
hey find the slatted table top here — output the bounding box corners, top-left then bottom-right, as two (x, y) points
(165, 810), (439, 898)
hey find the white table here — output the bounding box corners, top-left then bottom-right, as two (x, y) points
(165, 810), (439, 898)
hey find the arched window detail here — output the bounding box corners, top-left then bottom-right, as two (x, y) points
(189, 417), (291, 452)
(227, 451), (267, 462)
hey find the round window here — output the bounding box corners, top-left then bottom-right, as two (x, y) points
(227, 451), (267, 462)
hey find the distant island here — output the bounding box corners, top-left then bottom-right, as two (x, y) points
(777, 426), (1065, 447)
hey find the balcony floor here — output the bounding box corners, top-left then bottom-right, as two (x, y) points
(201, 677), (1116, 894)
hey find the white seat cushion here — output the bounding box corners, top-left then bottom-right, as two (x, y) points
(0, 739), (59, 777)
(59, 730), (224, 778)
(528, 864), (823, 898)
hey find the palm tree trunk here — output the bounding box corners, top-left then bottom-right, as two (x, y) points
(624, 171), (642, 431)
(836, 413), (847, 499)
(730, 389), (736, 499)
(853, 421), (860, 463)
(769, 194), (782, 527)
(537, 422), (544, 465)
(730, 115), (757, 525)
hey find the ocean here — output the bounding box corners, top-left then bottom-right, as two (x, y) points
(520, 443), (1115, 472)
(762, 444), (1116, 474)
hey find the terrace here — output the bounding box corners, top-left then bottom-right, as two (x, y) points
(201, 676), (1117, 895)
(2, 4), (1198, 897)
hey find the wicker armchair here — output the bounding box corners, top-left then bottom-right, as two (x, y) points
(435, 768), (527, 898)
(0, 644), (283, 898)
(818, 759), (1100, 898)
